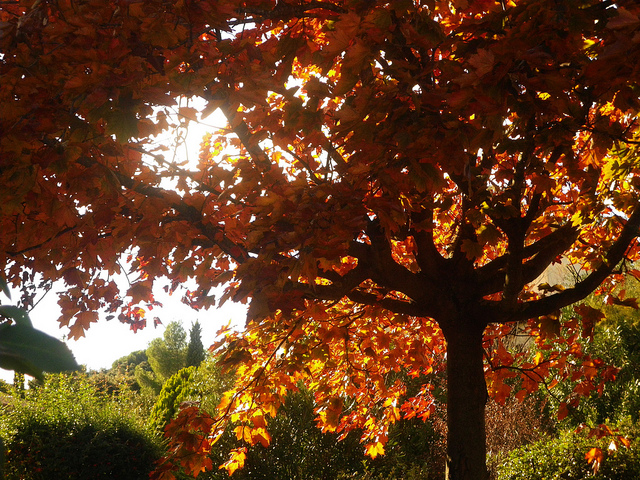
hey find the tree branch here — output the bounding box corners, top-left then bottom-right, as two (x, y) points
(6, 225), (77, 257)
(510, 204), (640, 322)
(411, 206), (448, 278)
(77, 156), (249, 264)
(476, 223), (579, 296)
(346, 290), (426, 316)
(365, 219), (430, 302)
(216, 96), (272, 172)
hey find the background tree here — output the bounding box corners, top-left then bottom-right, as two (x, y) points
(147, 321), (188, 382)
(186, 321), (206, 369)
(130, 321), (189, 395)
(104, 349), (149, 393)
(3, 2), (640, 480)
(164, 361), (444, 480)
(12, 372), (24, 398)
(112, 350), (148, 374)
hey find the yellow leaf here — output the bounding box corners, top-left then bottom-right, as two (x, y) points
(217, 393), (232, 414)
(533, 351), (544, 365)
(234, 426), (252, 443)
(220, 448), (247, 476)
(365, 441), (385, 459)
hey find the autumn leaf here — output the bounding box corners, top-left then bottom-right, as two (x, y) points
(607, 7), (640, 30)
(585, 447), (604, 474)
(220, 448), (247, 476)
(178, 106), (199, 122)
(461, 239), (484, 261)
(557, 402), (569, 422)
(69, 311), (99, 340)
(365, 441), (385, 459)
(468, 48), (495, 77)
(250, 427), (272, 448)
(128, 282), (153, 304)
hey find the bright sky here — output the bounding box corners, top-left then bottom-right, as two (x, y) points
(22, 281), (245, 375)
(0, 102), (248, 383)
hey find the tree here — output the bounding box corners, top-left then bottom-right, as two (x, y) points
(3, 1), (640, 479)
(186, 321), (206, 368)
(133, 321), (189, 395)
(112, 350), (148, 374)
(147, 321), (187, 383)
(134, 361), (163, 396)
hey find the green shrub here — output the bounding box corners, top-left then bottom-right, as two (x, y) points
(497, 429), (640, 480)
(0, 373), (163, 480)
(194, 387), (444, 480)
(149, 366), (196, 432)
(200, 388), (368, 480)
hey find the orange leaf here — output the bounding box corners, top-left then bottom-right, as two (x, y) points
(618, 435), (632, 448)
(585, 447), (604, 474)
(251, 427), (272, 448)
(251, 410), (267, 429)
(178, 106), (199, 122)
(557, 402), (569, 421)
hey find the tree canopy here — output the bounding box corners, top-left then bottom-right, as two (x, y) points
(3, 1), (640, 479)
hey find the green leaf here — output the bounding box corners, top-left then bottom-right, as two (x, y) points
(0, 323), (79, 380)
(0, 305), (33, 327)
(0, 275), (10, 300)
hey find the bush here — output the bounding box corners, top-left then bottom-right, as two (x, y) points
(200, 388), (368, 480)
(496, 428), (640, 480)
(149, 366), (196, 432)
(0, 373), (164, 479)
(193, 386), (446, 480)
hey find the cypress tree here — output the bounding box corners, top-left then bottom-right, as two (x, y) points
(185, 321), (206, 368)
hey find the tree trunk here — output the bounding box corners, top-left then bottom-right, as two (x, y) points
(444, 323), (489, 480)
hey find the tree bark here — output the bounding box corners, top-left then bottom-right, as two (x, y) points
(444, 323), (489, 480)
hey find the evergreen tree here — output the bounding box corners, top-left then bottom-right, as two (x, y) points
(185, 321), (206, 368)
